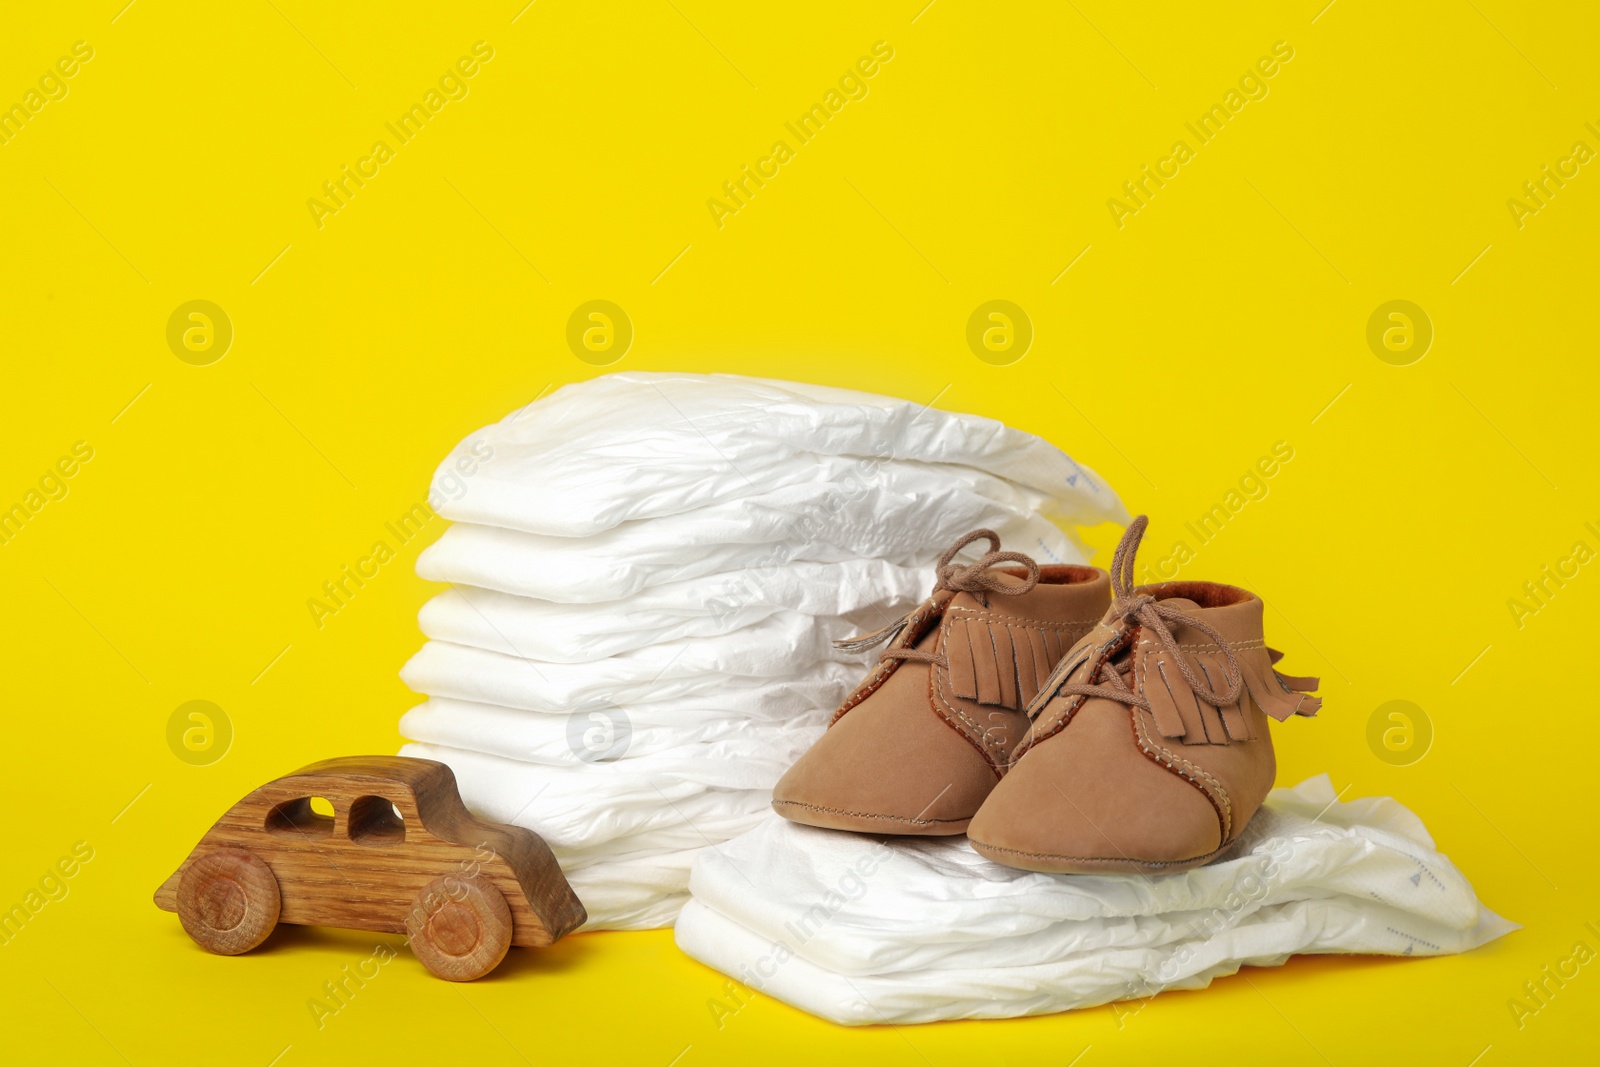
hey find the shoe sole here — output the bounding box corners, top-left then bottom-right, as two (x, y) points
(967, 836), (1232, 875)
(771, 799), (972, 836)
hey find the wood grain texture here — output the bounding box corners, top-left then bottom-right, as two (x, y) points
(155, 756), (585, 960)
(405, 873), (513, 981)
(176, 848), (281, 955)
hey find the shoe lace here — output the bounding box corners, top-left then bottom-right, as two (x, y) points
(1056, 515), (1244, 711)
(881, 529), (1040, 667)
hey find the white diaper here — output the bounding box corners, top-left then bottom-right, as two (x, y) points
(674, 776), (1516, 1024)
(429, 371), (1121, 538)
(417, 500), (1073, 604)
(400, 697), (824, 766)
(400, 639), (863, 716)
(413, 560), (929, 663)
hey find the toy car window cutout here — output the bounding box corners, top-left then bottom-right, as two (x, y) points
(348, 795), (405, 847)
(265, 796), (335, 838)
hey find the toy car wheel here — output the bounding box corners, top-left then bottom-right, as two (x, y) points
(176, 848), (281, 955)
(406, 873), (513, 981)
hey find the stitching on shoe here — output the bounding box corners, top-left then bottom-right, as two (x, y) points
(1013, 627), (1126, 759)
(943, 606), (1101, 630)
(836, 600), (1098, 768)
(927, 619), (1100, 777)
(1129, 710), (1233, 842)
(772, 799), (966, 827)
(941, 608), (1095, 722)
(830, 656), (896, 726)
(970, 838), (1230, 868)
(930, 659), (1007, 775)
(932, 633), (990, 743)
(1133, 644), (1233, 840)
(931, 615), (1020, 755)
(828, 599), (944, 726)
(1168, 638), (1266, 652)
(939, 612), (1095, 702)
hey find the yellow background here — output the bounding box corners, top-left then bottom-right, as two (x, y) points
(3, 1), (1596, 1063)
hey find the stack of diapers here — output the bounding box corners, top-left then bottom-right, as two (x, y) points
(397, 372), (1126, 930)
(676, 776), (1516, 1024)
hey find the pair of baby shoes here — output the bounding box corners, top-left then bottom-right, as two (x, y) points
(772, 517), (1321, 874)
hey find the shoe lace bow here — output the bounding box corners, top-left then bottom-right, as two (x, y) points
(1056, 515), (1244, 711)
(832, 529), (1040, 666)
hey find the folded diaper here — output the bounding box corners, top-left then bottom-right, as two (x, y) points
(400, 639), (864, 715)
(418, 490), (1073, 604)
(674, 776), (1516, 1025)
(400, 697), (824, 766)
(430, 372), (1121, 538)
(414, 561), (928, 662)
(399, 372), (1126, 930)
(399, 742), (776, 850)
(414, 604), (848, 680)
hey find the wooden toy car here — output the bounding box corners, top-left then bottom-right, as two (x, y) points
(155, 756), (586, 980)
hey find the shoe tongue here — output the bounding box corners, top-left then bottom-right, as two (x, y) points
(1140, 596), (1211, 647)
(986, 569), (1033, 592)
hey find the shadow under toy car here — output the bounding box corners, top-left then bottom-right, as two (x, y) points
(155, 756), (585, 980)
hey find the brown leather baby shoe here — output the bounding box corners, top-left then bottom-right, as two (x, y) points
(772, 530), (1110, 835)
(968, 516), (1321, 874)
